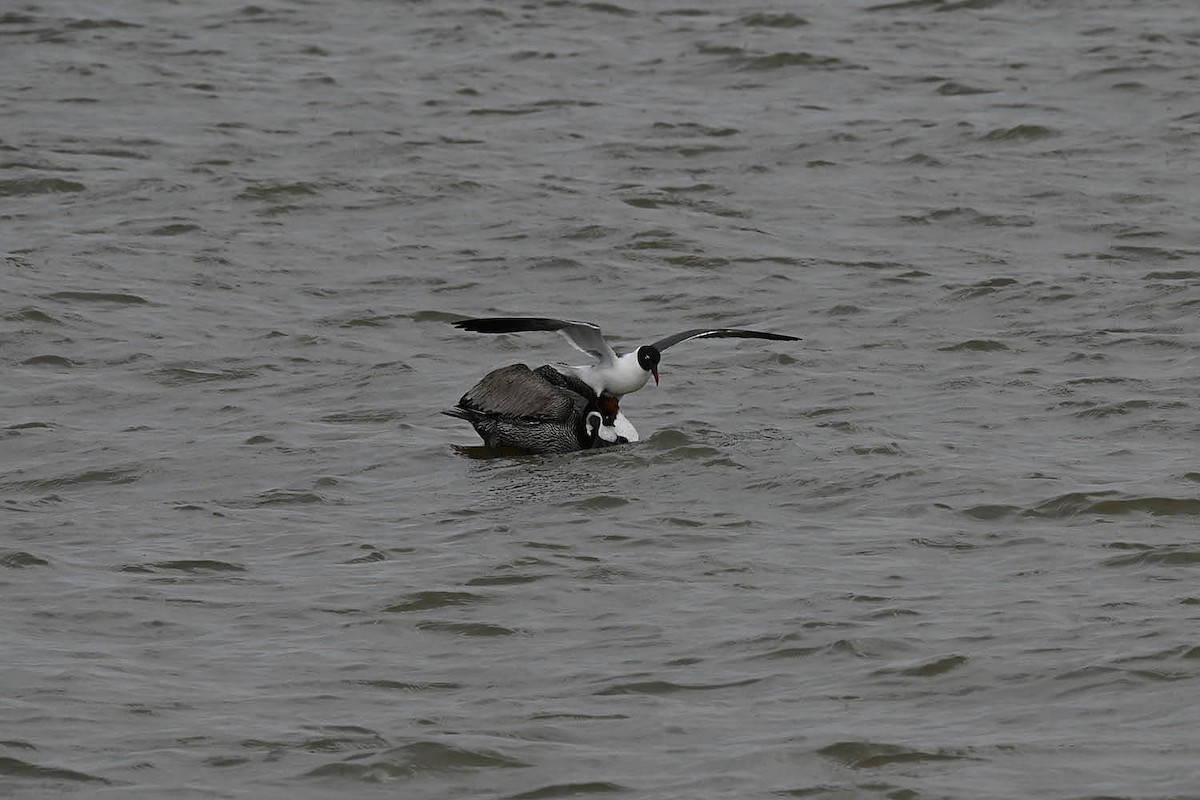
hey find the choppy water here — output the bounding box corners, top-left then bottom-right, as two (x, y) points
(4, 1), (1200, 798)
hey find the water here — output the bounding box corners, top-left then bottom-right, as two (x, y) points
(4, 1), (1200, 797)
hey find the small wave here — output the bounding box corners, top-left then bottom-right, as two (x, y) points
(0, 755), (109, 784)
(47, 290), (147, 304)
(580, 3), (635, 17)
(64, 17), (141, 30)
(119, 560), (245, 574)
(850, 442), (904, 455)
(1112, 244), (1194, 262)
(649, 121), (740, 138)
(981, 124), (1059, 142)
(1073, 399), (1185, 419)
(348, 679), (462, 692)
(302, 741), (527, 782)
(6, 307), (61, 324)
(959, 504), (1022, 520)
(820, 638), (913, 659)
(0, 177), (86, 196)
(1111, 644), (1200, 667)
(1090, 497), (1200, 517)
(754, 644), (823, 660)
(382, 591), (487, 613)
(235, 181), (320, 201)
(875, 653), (969, 677)
(320, 409), (405, 424)
(508, 782), (629, 799)
(903, 207), (1034, 227)
(148, 222), (200, 236)
(254, 488), (334, 506)
(938, 339), (1010, 352)
(736, 12), (807, 28)
(622, 193), (746, 218)
(593, 677), (761, 695)
(1, 551), (50, 568)
(911, 536), (976, 550)
(468, 99), (599, 117)
(415, 621), (518, 636)
(1145, 270), (1200, 280)
(1025, 492), (1200, 519)
(20, 354), (74, 367)
(732, 51), (863, 72)
(466, 570), (548, 587)
(1102, 543), (1200, 567)
(3, 467), (140, 493)
(937, 80), (994, 95)
(944, 276), (1020, 300)
(817, 740), (976, 769)
(555, 494), (630, 511)
(867, 0), (1005, 10)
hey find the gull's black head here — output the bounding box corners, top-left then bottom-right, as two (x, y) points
(636, 345), (661, 386)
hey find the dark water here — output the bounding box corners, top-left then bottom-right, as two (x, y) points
(4, 1), (1200, 797)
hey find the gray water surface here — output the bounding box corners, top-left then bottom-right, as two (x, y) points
(4, 1), (1200, 798)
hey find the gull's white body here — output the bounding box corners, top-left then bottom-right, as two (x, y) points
(565, 350), (652, 398)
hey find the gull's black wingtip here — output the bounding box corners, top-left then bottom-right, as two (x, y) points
(716, 329), (800, 342)
(452, 317), (569, 334)
(452, 317), (502, 332)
